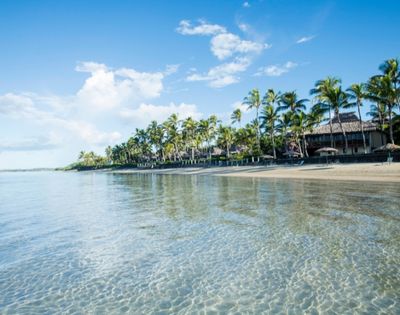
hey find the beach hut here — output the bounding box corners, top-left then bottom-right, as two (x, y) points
(315, 147), (338, 164)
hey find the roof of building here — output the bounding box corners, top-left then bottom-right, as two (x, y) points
(307, 112), (379, 135)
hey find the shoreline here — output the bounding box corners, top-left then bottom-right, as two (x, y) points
(109, 162), (400, 183)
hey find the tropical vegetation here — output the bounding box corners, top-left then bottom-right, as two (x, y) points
(70, 58), (400, 169)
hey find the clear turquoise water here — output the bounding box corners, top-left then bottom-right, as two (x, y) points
(0, 171), (399, 314)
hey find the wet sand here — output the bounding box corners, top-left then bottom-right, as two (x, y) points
(111, 162), (400, 183)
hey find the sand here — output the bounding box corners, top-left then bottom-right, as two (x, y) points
(111, 162), (400, 183)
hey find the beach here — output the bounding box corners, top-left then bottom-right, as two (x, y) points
(112, 162), (400, 182)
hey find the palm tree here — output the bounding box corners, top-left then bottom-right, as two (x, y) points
(147, 121), (165, 162)
(276, 111), (292, 153)
(379, 58), (400, 94)
(163, 114), (181, 161)
(366, 59), (400, 144)
(217, 125), (235, 158)
(261, 89), (281, 158)
(310, 77), (342, 149)
(231, 108), (242, 127)
(182, 117), (197, 160)
(235, 125), (256, 154)
(366, 75), (398, 144)
(261, 104), (279, 159)
(105, 146), (113, 164)
(291, 110), (320, 158)
(346, 83), (367, 153)
(291, 111), (309, 157)
(198, 116), (218, 159)
(243, 89), (262, 153)
(326, 86), (350, 151)
(78, 151), (86, 161)
(278, 91), (307, 114)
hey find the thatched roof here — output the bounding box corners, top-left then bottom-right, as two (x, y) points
(315, 147), (339, 153)
(307, 112), (378, 135)
(373, 143), (400, 152)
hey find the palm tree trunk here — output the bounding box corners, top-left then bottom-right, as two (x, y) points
(302, 133), (309, 157)
(378, 110), (385, 145)
(297, 140), (303, 157)
(226, 144), (230, 158)
(256, 108), (260, 151)
(328, 109), (334, 148)
(191, 147), (194, 160)
(270, 131), (276, 159)
(357, 102), (367, 154)
(336, 113), (348, 152)
(388, 106), (394, 144)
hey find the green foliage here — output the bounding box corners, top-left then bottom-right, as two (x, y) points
(69, 57), (399, 168)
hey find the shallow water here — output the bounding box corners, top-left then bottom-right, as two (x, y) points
(0, 171), (399, 314)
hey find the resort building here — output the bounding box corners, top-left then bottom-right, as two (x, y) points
(306, 112), (387, 155)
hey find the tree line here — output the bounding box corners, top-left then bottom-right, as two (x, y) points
(73, 58), (400, 169)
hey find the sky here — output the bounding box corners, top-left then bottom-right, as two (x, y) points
(0, 0), (399, 169)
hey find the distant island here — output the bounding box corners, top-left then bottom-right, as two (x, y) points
(66, 58), (400, 171)
(0, 168), (55, 172)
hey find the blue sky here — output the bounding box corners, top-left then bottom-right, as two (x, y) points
(0, 0), (399, 169)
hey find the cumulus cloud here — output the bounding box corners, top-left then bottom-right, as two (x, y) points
(255, 61), (298, 77)
(0, 92), (121, 146)
(243, 2), (250, 8)
(75, 61), (174, 110)
(119, 103), (202, 127)
(177, 19), (270, 87)
(0, 60), (189, 168)
(176, 20), (226, 36)
(296, 35), (315, 44)
(176, 20), (269, 60)
(211, 33), (269, 60)
(187, 57), (251, 88)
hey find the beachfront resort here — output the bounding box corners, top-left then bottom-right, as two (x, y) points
(73, 58), (400, 170)
(1, 1), (400, 314)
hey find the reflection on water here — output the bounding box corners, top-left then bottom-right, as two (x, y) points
(0, 171), (399, 314)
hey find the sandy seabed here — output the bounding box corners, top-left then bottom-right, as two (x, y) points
(111, 162), (400, 183)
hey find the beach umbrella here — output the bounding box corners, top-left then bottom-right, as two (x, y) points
(315, 147), (339, 154)
(373, 143), (400, 152)
(283, 151), (301, 165)
(373, 143), (400, 164)
(315, 147), (338, 164)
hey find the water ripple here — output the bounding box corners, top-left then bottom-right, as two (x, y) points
(0, 172), (399, 314)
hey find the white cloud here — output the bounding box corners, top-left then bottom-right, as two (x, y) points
(76, 61), (172, 110)
(164, 64), (180, 75)
(0, 134), (61, 152)
(0, 92), (121, 146)
(255, 61), (298, 77)
(211, 33), (269, 60)
(238, 23), (250, 32)
(176, 20), (269, 60)
(61, 120), (121, 145)
(187, 57), (251, 88)
(0, 60), (187, 167)
(177, 20), (270, 87)
(176, 20), (226, 36)
(296, 35), (315, 44)
(243, 2), (250, 8)
(119, 103), (202, 127)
